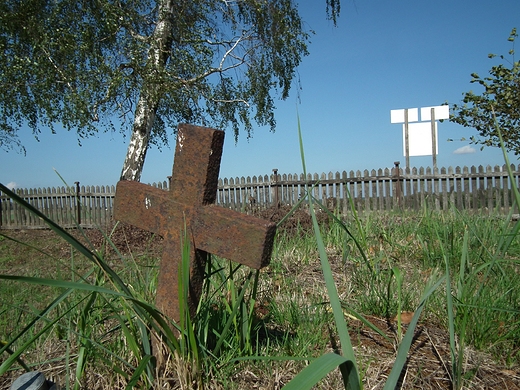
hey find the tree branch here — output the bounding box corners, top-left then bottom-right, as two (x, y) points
(211, 98), (250, 106)
(41, 47), (75, 93)
(176, 31), (254, 85)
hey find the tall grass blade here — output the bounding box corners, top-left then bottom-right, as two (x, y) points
(0, 341), (30, 372)
(392, 267), (404, 340)
(383, 274), (446, 390)
(126, 354), (153, 389)
(309, 195), (373, 273)
(0, 284), (76, 363)
(213, 273), (253, 356)
(0, 183), (182, 370)
(295, 116), (360, 389)
(0, 275), (127, 296)
(0, 233), (54, 258)
(283, 353), (349, 390)
(344, 185), (368, 249)
(0, 295), (77, 374)
(0, 184), (133, 297)
(340, 305), (392, 344)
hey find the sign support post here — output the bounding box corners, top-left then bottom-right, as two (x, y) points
(431, 108), (437, 173)
(391, 105), (449, 174)
(404, 109), (410, 173)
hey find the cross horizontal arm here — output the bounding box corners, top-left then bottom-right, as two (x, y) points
(192, 206), (276, 269)
(114, 181), (173, 234)
(114, 180), (277, 269)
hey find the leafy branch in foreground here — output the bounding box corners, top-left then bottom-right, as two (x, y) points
(450, 27), (520, 154)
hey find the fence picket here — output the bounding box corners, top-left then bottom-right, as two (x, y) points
(2, 164), (520, 229)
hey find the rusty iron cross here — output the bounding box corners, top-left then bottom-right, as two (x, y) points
(113, 124), (277, 323)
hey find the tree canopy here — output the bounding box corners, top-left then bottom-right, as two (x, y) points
(450, 28), (520, 154)
(1, 0), (341, 180)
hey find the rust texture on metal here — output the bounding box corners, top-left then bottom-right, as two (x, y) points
(113, 123), (277, 323)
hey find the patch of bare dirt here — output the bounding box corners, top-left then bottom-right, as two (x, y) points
(253, 204), (331, 235)
(349, 315), (520, 389)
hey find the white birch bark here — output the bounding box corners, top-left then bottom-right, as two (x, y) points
(120, 0), (174, 181)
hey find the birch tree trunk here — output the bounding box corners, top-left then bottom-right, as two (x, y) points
(120, 0), (174, 181)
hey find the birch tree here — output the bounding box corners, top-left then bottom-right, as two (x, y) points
(1, 0), (341, 181)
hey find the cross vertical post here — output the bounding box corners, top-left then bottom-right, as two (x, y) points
(114, 124), (277, 326)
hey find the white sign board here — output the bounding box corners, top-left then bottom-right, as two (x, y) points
(390, 108), (418, 123)
(420, 105), (449, 121)
(404, 122), (438, 156)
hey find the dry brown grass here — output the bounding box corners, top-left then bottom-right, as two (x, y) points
(2, 218), (520, 389)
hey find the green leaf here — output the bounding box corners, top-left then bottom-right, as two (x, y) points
(296, 117), (361, 389)
(383, 275), (446, 390)
(126, 355), (153, 390)
(282, 353), (350, 390)
(451, 29), (520, 154)
(0, 288), (77, 374)
(0, 275), (127, 297)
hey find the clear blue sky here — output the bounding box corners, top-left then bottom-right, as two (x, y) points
(2, 0), (520, 190)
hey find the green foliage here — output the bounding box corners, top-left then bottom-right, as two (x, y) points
(3, 183), (520, 387)
(0, 181), (270, 387)
(326, 0), (341, 26)
(0, 0), (332, 153)
(283, 117), (447, 390)
(451, 28), (520, 154)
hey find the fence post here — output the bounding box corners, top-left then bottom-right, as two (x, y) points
(75, 181), (81, 225)
(167, 175), (172, 190)
(393, 161), (402, 209)
(272, 168), (279, 208)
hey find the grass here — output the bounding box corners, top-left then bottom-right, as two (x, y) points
(0, 206), (520, 388)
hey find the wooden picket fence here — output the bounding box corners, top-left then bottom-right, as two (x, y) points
(218, 164), (520, 214)
(0, 181), (169, 229)
(1, 164), (519, 229)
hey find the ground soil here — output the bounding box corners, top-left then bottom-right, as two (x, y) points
(1, 206), (520, 389)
